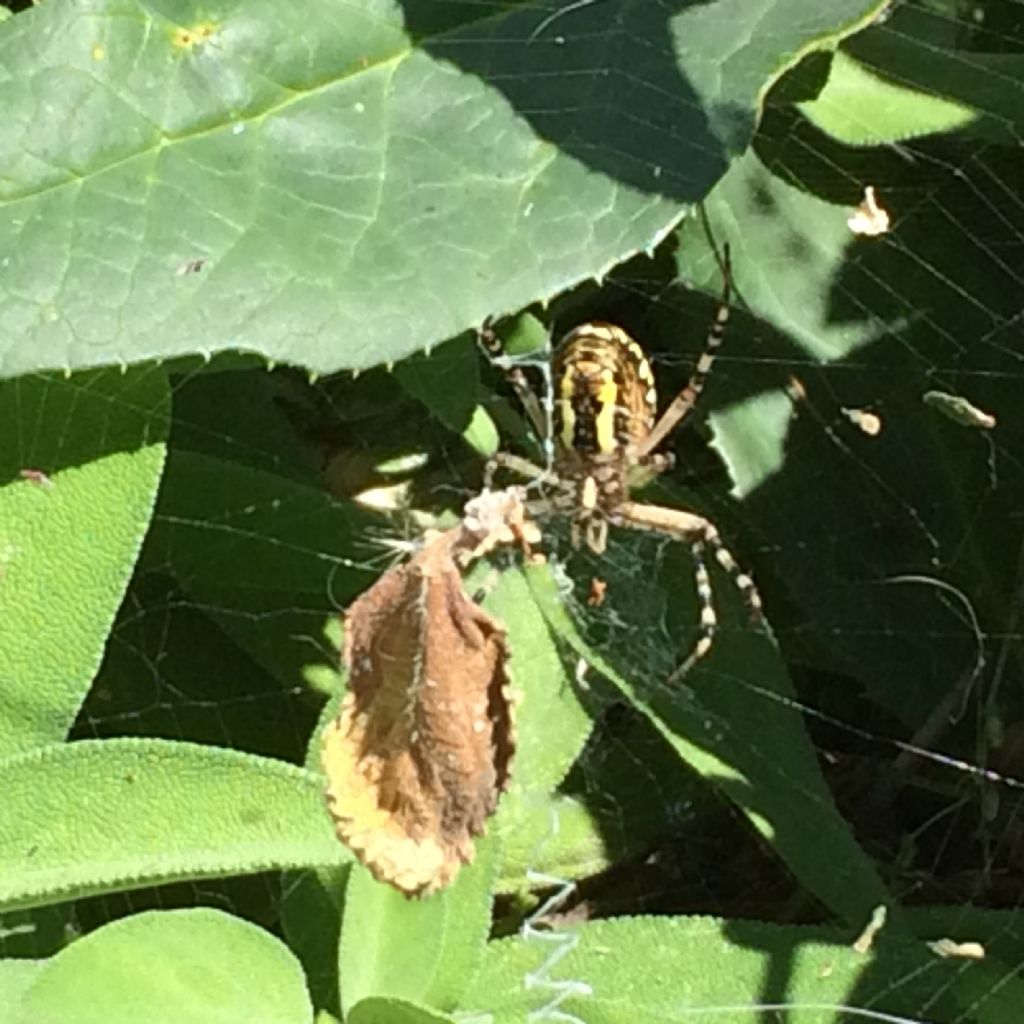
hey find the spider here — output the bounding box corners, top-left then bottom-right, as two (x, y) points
(482, 246), (764, 677)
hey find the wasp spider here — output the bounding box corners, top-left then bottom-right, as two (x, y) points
(484, 248), (763, 677)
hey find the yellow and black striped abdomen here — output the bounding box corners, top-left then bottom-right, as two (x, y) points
(552, 323), (657, 460)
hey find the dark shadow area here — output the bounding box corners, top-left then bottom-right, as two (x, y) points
(0, 365), (173, 489)
(724, 916), (967, 1023)
(401, 0), (746, 202)
(547, 699), (809, 924)
(77, 571), (322, 764)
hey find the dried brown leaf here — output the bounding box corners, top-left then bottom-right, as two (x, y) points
(322, 522), (517, 896)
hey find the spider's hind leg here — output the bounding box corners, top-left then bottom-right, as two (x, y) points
(705, 525), (764, 626)
(667, 528), (765, 683)
(670, 539), (717, 681)
(616, 500), (764, 682)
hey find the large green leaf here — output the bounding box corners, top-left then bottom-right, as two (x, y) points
(461, 915), (982, 1023)
(799, 50), (979, 145)
(339, 837), (501, 1017)
(0, 0), (885, 378)
(482, 567), (595, 799)
(10, 909), (312, 1024)
(0, 739), (341, 912)
(0, 368), (167, 755)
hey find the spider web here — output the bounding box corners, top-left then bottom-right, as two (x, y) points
(493, 4), (1024, 1014)
(3, 1), (1024, 1022)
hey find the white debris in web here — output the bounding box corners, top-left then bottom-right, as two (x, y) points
(847, 186), (890, 237)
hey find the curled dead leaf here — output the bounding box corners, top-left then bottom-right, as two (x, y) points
(323, 488), (537, 896)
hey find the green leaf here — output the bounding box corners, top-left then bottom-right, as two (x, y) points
(482, 567), (599, 888)
(680, 146), (893, 363)
(709, 389), (796, 499)
(842, 11), (1024, 143)
(397, 336), (502, 457)
(11, 908), (312, 1024)
(284, 701), (350, 1016)
(348, 998), (454, 1024)
(0, 0), (887, 378)
(0, 739), (342, 912)
(0, 368), (167, 755)
(462, 915), (974, 1023)
(509, 704), (720, 889)
(460, 405), (501, 459)
(494, 312), (550, 359)
(89, 578), (315, 762)
(798, 50), (978, 145)
(339, 833), (500, 1016)
(481, 568), (594, 796)
(280, 866), (346, 1018)
(498, 791), (610, 892)
(0, 959), (44, 1013)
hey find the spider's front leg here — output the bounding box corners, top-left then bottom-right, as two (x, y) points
(477, 317), (551, 447)
(483, 451), (553, 491)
